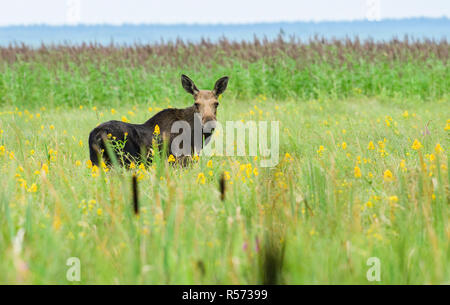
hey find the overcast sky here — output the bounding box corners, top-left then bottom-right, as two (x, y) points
(0, 0), (449, 26)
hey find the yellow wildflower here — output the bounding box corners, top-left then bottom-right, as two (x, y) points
(197, 172), (206, 184)
(411, 139), (422, 150)
(383, 169), (394, 182)
(154, 124), (160, 135)
(168, 154), (175, 163)
(368, 141), (375, 150)
(354, 166), (362, 178)
(434, 143), (444, 154)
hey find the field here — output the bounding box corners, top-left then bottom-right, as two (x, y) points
(0, 38), (449, 284)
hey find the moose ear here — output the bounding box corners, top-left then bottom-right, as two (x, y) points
(181, 74), (199, 96)
(213, 76), (229, 97)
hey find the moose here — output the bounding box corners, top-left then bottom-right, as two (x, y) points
(88, 74), (229, 166)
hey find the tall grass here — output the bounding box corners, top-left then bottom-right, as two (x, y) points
(0, 38), (448, 284)
(0, 36), (448, 108)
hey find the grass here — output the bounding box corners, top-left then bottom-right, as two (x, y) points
(0, 37), (448, 109)
(0, 95), (448, 284)
(0, 37), (448, 284)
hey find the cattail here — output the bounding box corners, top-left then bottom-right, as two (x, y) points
(219, 172), (226, 201)
(132, 174), (139, 215)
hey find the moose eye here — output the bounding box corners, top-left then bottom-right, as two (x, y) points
(194, 103), (200, 108)
(214, 102), (219, 107)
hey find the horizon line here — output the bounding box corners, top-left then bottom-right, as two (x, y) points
(0, 16), (449, 28)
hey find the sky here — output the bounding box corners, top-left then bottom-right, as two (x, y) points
(0, 0), (449, 26)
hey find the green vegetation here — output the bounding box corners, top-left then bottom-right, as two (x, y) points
(0, 37), (448, 108)
(0, 38), (448, 284)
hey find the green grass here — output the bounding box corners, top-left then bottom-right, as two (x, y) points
(0, 96), (448, 284)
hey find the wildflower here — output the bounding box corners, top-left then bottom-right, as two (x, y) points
(97, 208), (103, 216)
(197, 173), (206, 184)
(86, 159), (93, 169)
(317, 145), (325, 155)
(111, 108), (116, 114)
(129, 162), (136, 169)
(284, 153), (293, 162)
(354, 166), (362, 178)
(91, 165), (99, 177)
(411, 139), (422, 150)
(402, 110), (409, 118)
(75, 160), (82, 167)
(50, 125), (55, 130)
(389, 196), (399, 202)
(9, 151), (15, 160)
(365, 201), (373, 208)
(154, 124), (160, 135)
(30, 149), (35, 155)
(148, 107), (153, 112)
(207, 160), (213, 168)
(121, 116), (129, 123)
(92, 106), (97, 111)
(253, 167), (259, 176)
(223, 171), (231, 180)
(383, 169), (394, 182)
(167, 154), (175, 163)
(400, 159), (407, 172)
(41, 163), (49, 174)
(435, 143), (444, 154)
(341, 142), (347, 150)
(27, 183), (37, 193)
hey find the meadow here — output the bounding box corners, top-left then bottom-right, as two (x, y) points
(0, 37), (448, 284)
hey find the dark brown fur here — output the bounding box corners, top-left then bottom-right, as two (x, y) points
(88, 74), (228, 166)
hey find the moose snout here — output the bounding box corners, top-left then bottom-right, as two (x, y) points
(202, 117), (217, 132)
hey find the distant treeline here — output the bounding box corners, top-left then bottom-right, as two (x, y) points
(0, 36), (448, 107)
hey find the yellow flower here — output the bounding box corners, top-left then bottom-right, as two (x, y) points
(367, 141), (375, 150)
(78, 140), (83, 147)
(317, 145), (325, 155)
(400, 159), (407, 172)
(354, 166), (362, 178)
(111, 108), (116, 114)
(284, 153), (293, 161)
(197, 172), (206, 184)
(207, 160), (213, 168)
(411, 139), (422, 150)
(97, 208), (103, 216)
(41, 163), (49, 174)
(92, 106), (97, 111)
(223, 171), (231, 180)
(50, 125), (55, 130)
(389, 196), (399, 202)
(341, 142), (347, 150)
(9, 151), (15, 160)
(30, 149), (35, 155)
(86, 159), (93, 169)
(434, 143), (444, 154)
(167, 154), (175, 163)
(154, 124), (160, 135)
(402, 110), (409, 118)
(383, 169), (394, 182)
(27, 183), (37, 193)
(129, 162), (136, 169)
(148, 107), (153, 112)
(253, 167), (259, 176)
(121, 116), (129, 123)
(75, 160), (82, 167)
